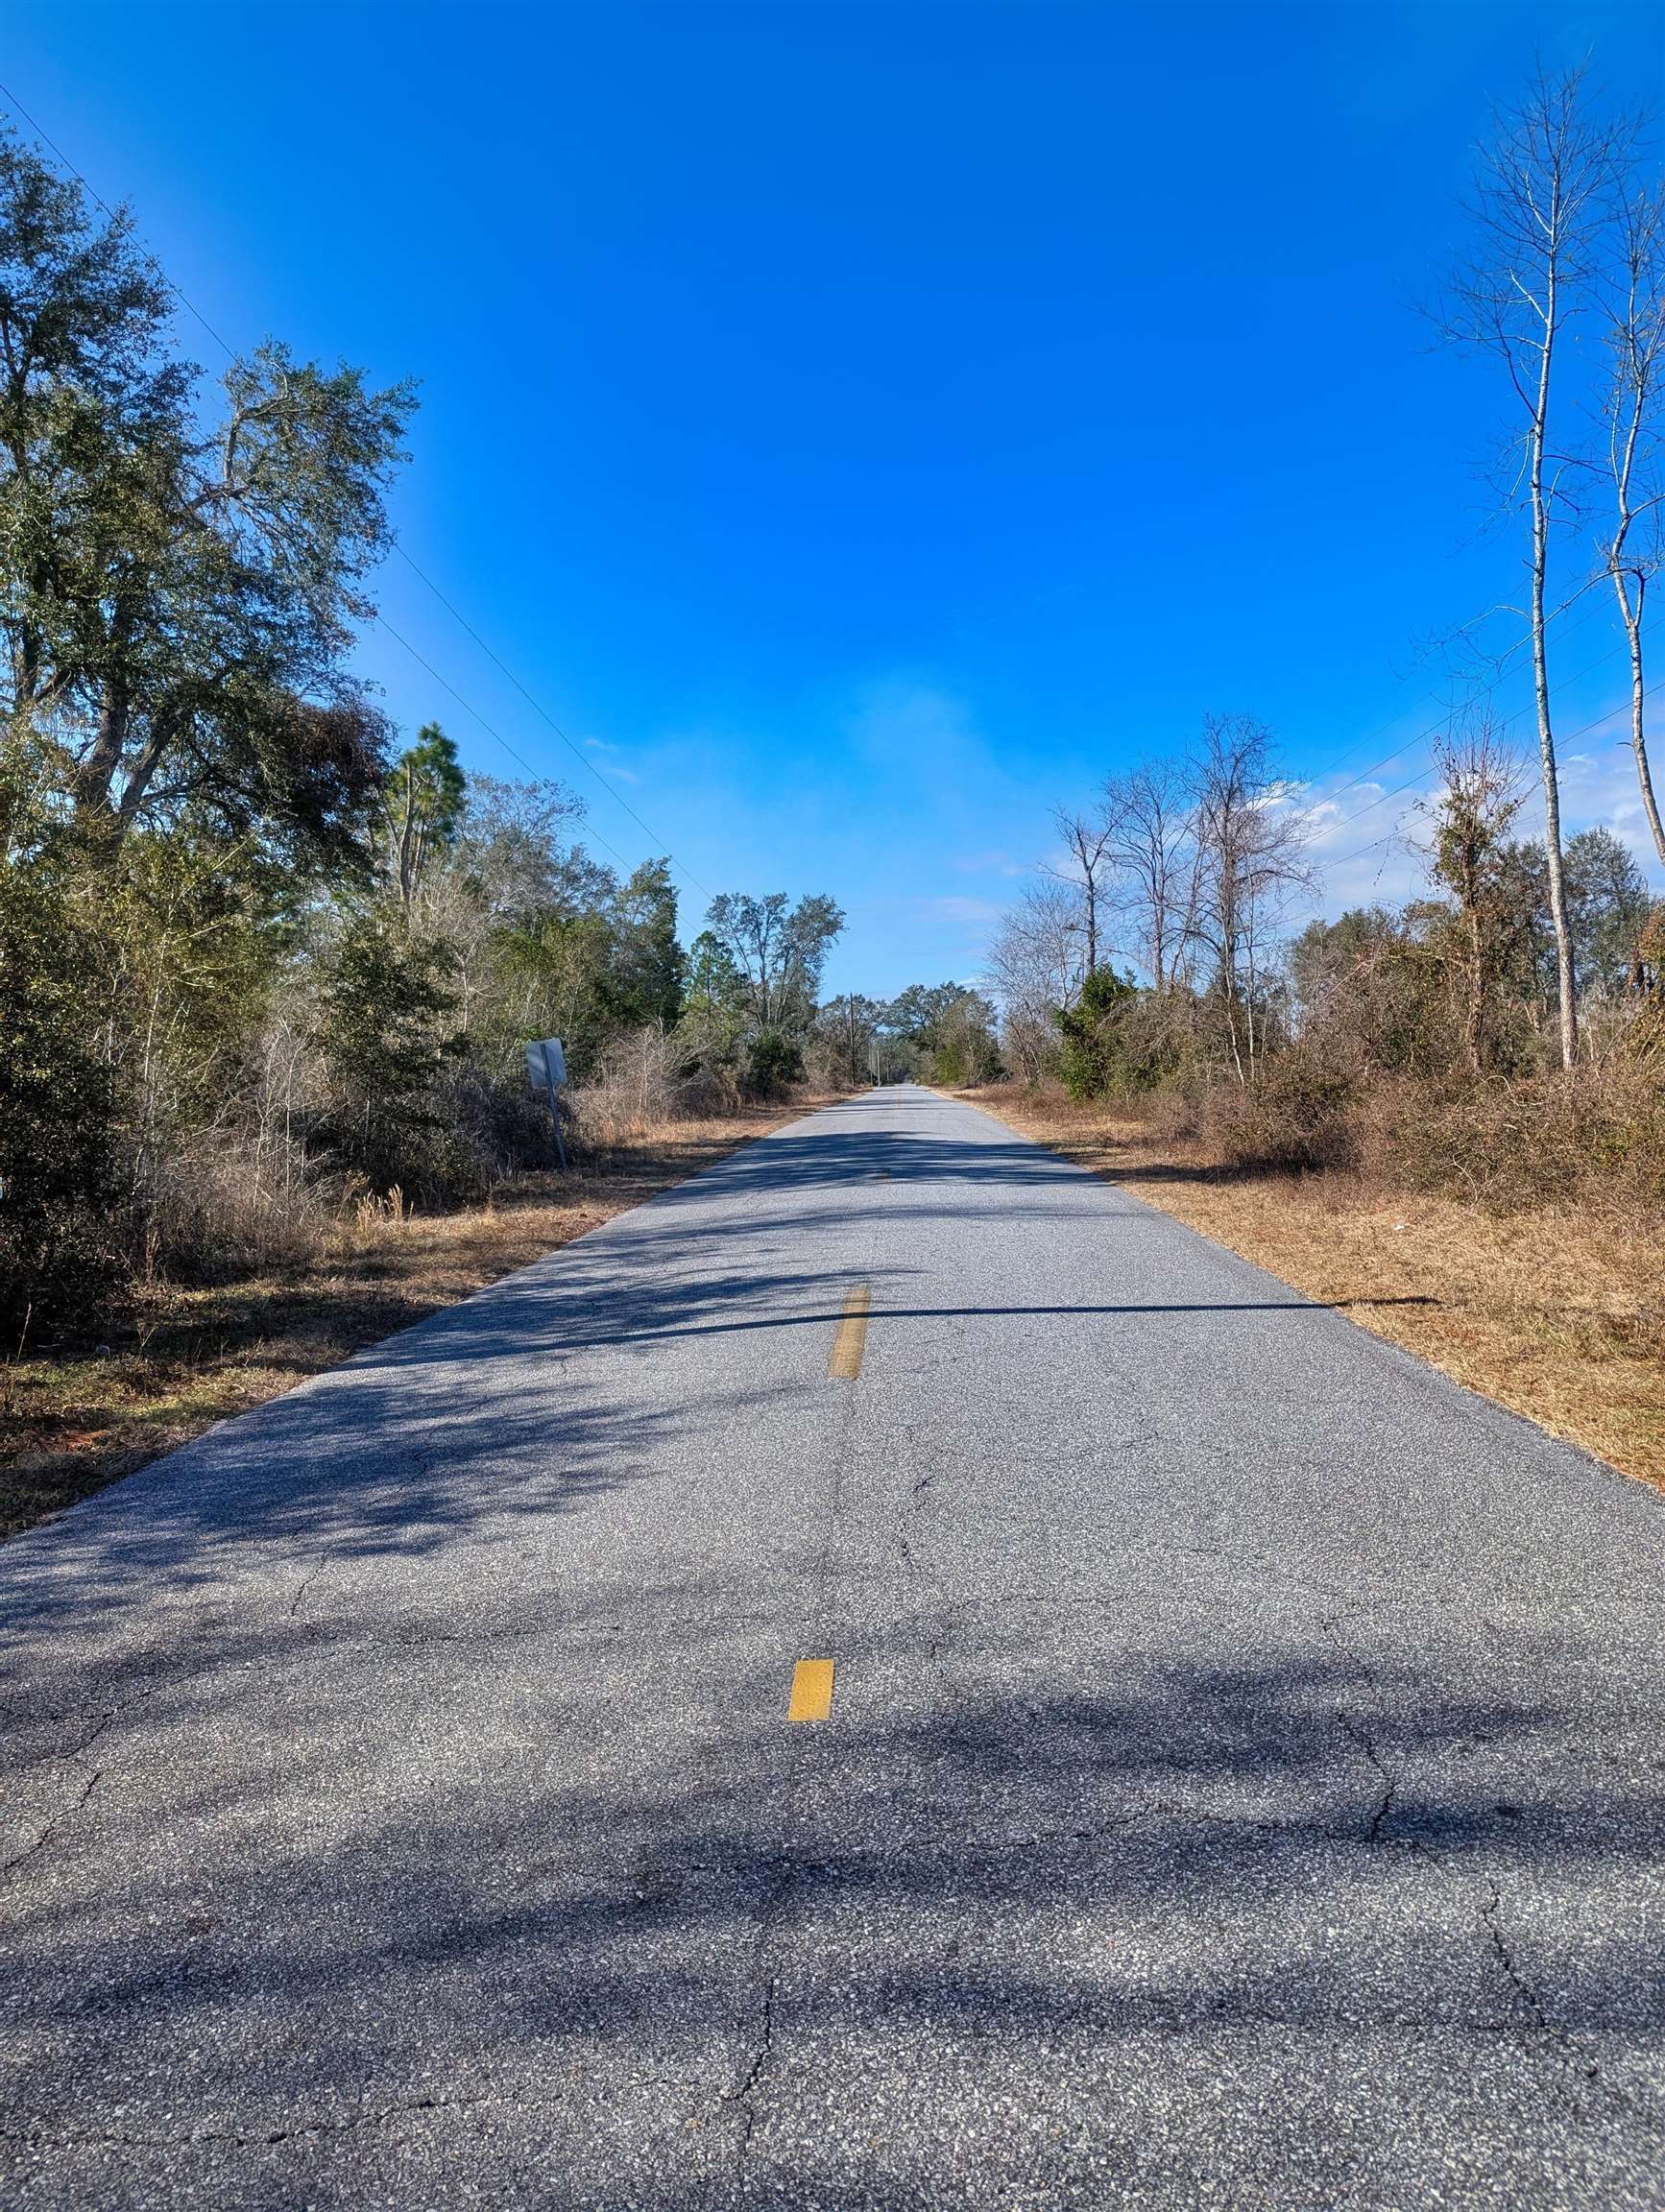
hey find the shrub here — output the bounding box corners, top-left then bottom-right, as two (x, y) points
(673, 1058), (742, 1118)
(311, 912), (463, 1195)
(1055, 970), (1136, 1098)
(1381, 1063), (1665, 1214)
(743, 1026), (804, 1097)
(426, 1065), (550, 1193)
(1203, 1047), (1362, 1173)
(0, 863), (122, 1334)
(138, 1122), (328, 1282)
(1055, 971), (1176, 1100)
(569, 1029), (681, 1149)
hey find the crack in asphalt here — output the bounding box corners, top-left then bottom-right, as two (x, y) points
(2, 1705), (123, 1781)
(287, 1560), (331, 1618)
(1337, 1714), (1397, 1843)
(0, 1663), (172, 1787)
(1479, 1884), (1559, 2044)
(725, 1857), (803, 2195)
(1324, 1643), (1640, 2128)
(0, 1762), (103, 1880)
(0, 2089), (501, 2153)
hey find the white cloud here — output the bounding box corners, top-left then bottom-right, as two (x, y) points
(582, 735), (641, 784)
(1558, 741), (1665, 878)
(951, 850), (1029, 878)
(1291, 734), (1665, 922)
(917, 894), (1006, 926)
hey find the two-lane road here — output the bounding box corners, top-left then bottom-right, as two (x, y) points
(4, 1086), (1663, 2207)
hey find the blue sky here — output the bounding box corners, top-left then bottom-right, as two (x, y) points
(7, 0), (1663, 994)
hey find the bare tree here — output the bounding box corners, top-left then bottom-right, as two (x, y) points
(984, 879), (1084, 1084)
(1599, 173), (1665, 867)
(1046, 805), (1114, 976)
(1100, 759), (1196, 992)
(1441, 64), (1636, 1069)
(1189, 715), (1315, 1084)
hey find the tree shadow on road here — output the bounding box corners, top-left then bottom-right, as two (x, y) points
(3, 1613), (1663, 2206)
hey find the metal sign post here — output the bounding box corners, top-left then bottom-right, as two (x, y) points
(524, 1038), (570, 1172)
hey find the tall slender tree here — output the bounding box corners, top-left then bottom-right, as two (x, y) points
(1440, 66), (1637, 1068)
(1599, 174), (1665, 868)
(1100, 759), (1196, 992)
(1189, 715), (1314, 1084)
(383, 723), (466, 910)
(1422, 723), (1524, 1075)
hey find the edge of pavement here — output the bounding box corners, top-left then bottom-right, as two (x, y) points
(948, 1083), (1659, 1505)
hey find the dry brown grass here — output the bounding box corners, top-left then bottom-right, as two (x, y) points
(0, 1098), (828, 1542)
(959, 1085), (1665, 1495)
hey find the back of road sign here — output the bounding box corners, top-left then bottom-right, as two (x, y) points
(524, 1038), (567, 1090)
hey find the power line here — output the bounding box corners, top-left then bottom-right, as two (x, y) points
(1309, 601), (1653, 818)
(0, 79), (710, 900)
(1313, 628), (1649, 847)
(385, 547), (710, 894)
(0, 79), (239, 362)
(373, 613), (635, 874)
(1320, 680), (1665, 877)
(1315, 587), (1617, 810)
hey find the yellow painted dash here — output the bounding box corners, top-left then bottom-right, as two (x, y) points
(788, 1658), (835, 1723)
(827, 1282), (871, 1379)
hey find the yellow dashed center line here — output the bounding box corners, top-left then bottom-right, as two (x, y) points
(827, 1282), (871, 1380)
(788, 1658), (835, 1722)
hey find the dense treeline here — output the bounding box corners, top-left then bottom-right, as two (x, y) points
(814, 980), (1001, 1092)
(987, 713), (1664, 1207)
(0, 132), (877, 1339)
(990, 716), (1660, 1091)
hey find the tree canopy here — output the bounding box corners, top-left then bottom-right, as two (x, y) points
(0, 132), (415, 871)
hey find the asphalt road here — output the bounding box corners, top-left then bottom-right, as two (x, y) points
(4, 1084), (1664, 2209)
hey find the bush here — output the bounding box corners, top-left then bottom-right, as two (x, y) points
(569, 1029), (681, 1149)
(673, 1059), (742, 1118)
(1190, 1051), (1665, 1214)
(743, 1026), (804, 1097)
(1203, 1047), (1362, 1173)
(1055, 971), (1178, 1100)
(1381, 1063), (1665, 1214)
(311, 912), (463, 1195)
(567, 1028), (753, 1150)
(929, 1028), (1003, 1088)
(425, 1065), (550, 1193)
(137, 1122), (328, 1282)
(0, 864), (123, 1334)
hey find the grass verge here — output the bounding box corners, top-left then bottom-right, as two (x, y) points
(959, 1085), (1665, 1494)
(0, 1098), (825, 1542)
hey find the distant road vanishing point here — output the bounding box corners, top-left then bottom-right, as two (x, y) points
(4, 1086), (1663, 2208)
